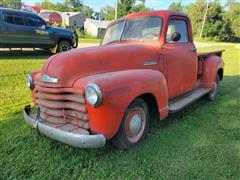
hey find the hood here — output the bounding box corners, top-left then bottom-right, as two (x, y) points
(40, 42), (160, 88)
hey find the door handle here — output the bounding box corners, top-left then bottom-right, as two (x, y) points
(191, 48), (197, 52)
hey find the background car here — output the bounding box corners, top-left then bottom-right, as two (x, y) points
(0, 7), (78, 53)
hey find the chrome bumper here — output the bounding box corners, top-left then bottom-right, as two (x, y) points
(23, 106), (106, 148)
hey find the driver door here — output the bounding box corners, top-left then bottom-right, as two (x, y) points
(24, 16), (54, 48)
(162, 17), (197, 99)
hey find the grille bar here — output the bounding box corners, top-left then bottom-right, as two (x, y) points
(40, 106), (88, 120)
(36, 92), (86, 104)
(37, 99), (87, 112)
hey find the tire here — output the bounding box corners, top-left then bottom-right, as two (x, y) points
(57, 40), (71, 53)
(207, 74), (220, 101)
(112, 98), (149, 150)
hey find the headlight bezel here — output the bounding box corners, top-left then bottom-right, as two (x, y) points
(85, 83), (103, 107)
(26, 74), (34, 90)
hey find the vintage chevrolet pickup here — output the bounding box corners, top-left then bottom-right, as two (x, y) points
(23, 10), (224, 149)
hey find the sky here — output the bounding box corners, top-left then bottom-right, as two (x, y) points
(22, 0), (227, 12)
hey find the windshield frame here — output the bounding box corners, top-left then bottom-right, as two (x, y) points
(101, 16), (163, 45)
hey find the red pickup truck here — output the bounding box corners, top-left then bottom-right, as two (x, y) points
(23, 10), (224, 149)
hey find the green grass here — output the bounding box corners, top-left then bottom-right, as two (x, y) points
(78, 37), (101, 44)
(0, 43), (240, 179)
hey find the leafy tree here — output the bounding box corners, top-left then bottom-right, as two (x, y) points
(35, 0), (56, 10)
(130, 3), (152, 13)
(118, 0), (136, 18)
(36, 0), (93, 18)
(183, 0), (237, 41)
(100, 0), (149, 20)
(168, 1), (183, 12)
(54, 2), (72, 12)
(67, 0), (83, 11)
(184, 0), (207, 36)
(100, 5), (115, 20)
(0, 0), (22, 9)
(81, 6), (94, 18)
(224, 0), (240, 38)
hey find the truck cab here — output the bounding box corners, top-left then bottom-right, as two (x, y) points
(23, 10), (224, 149)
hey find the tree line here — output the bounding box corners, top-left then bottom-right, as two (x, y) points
(1, 0), (239, 41)
(169, 0), (239, 41)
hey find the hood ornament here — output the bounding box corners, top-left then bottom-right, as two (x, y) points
(40, 75), (58, 83)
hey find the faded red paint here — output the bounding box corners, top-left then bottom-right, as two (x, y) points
(29, 10), (224, 139)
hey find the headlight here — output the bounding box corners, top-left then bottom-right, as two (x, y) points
(85, 83), (103, 107)
(25, 74), (34, 90)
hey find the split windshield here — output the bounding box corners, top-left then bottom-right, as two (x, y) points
(101, 16), (162, 45)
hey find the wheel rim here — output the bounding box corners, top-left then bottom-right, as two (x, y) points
(125, 107), (146, 143)
(59, 43), (69, 52)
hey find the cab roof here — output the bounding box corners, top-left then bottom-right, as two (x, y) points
(124, 10), (188, 19)
(108, 10), (189, 27)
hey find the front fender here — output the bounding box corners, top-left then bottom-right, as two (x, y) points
(73, 69), (168, 139)
(201, 56), (224, 89)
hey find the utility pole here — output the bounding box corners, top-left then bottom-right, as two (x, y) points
(199, 0), (209, 38)
(115, 0), (118, 20)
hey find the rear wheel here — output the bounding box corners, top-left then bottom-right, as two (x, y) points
(57, 40), (71, 53)
(207, 74), (219, 101)
(112, 98), (149, 150)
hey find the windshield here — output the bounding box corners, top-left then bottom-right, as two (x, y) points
(102, 16), (162, 45)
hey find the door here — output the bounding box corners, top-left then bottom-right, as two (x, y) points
(24, 16), (54, 48)
(162, 17), (197, 98)
(1, 11), (30, 47)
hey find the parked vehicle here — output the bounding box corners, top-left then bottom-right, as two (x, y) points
(23, 10), (224, 149)
(0, 8), (78, 53)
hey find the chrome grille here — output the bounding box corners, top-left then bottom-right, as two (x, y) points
(35, 89), (89, 130)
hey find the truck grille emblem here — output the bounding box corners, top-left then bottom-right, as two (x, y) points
(40, 75), (58, 83)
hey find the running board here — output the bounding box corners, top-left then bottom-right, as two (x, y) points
(169, 88), (211, 113)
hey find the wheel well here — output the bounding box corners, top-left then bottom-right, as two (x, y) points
(58, 38), (72, 45)
(138, 93), (159, 120)
(217, 68), (223, 80)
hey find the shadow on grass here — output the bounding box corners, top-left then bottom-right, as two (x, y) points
(0, 49), (52, 60)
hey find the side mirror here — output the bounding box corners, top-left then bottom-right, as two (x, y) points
(171, 32), (181, 42)
(46, 22), (51, 29)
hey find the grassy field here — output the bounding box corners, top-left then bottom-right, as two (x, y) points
(0, 43), (239, 179)
(78, 37), (101, 44)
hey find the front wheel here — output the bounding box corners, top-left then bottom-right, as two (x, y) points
(57, 40), (71, 53)
(207, 74), (220, 101)
(112, 98), (149, 150)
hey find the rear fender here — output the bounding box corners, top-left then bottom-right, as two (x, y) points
(73, 69), (168, 139)
(201, 56), (224, 89)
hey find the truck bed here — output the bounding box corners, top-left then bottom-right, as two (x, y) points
(197, 50), (225, 60)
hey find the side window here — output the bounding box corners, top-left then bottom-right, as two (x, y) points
(3, 13), (24, 26)
(25, 17), (45, 29)
(166, 19), (189, 43)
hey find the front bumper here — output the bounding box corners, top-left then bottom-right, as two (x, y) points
(23, 106), (106, 148)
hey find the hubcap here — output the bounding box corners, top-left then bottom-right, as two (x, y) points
(125, 107), (146, 143)
(129, 114), (142, 137)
